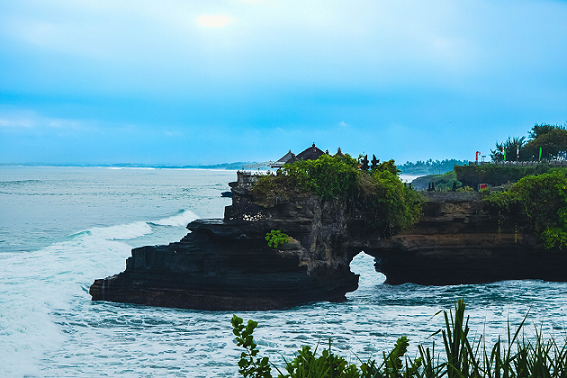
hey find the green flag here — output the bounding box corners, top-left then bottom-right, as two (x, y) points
(504, 149), (506, 161)
(539, 147), (542, 161)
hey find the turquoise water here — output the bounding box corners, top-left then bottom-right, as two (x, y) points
(1, 166), (566, 377)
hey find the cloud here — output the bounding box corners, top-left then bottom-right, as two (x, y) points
(0, 111), (96, 134)
(338, 121), (350, 128)
(196, 14), (232, 28)
(164, 130), (183, 137)
(0, 116), (35, 128)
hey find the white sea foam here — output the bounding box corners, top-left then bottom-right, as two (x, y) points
(0, 234), (132, 377)
(73, 210), (198, 241)
(86, 221), (153, 240)
(4, 167), (567, 377)
(152, 209), (199, 227)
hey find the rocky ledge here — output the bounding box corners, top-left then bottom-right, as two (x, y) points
(90, 172), (567, 310)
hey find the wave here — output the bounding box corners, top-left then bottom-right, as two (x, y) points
(107, 167), (155, 170)
(151, 209), (199, 227)
(86, 222), (153, 240)
(70, 209), (199, 241)
(0, 235), (133, 377)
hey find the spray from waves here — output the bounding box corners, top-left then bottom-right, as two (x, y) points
(70, 209), (199, 241)
(150, 209), (199, 227)
(0, 232), (133, 377)
(85, 221), (154, 240)
(0, 209), (200, 376)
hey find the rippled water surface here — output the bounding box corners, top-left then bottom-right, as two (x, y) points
(1, 167), (566, 377)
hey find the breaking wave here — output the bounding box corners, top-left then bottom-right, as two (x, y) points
(151, 209), (199, 227)
(70, 209), (199, 241)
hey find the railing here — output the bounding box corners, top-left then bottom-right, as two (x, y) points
(469, 161), (567, 167)
(241, 161), (278, 170)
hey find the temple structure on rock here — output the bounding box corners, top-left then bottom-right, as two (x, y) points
(270, 143), (329, 168)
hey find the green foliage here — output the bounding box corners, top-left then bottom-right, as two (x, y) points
(253, 154), (359, 202)
(252, 155), (424, 235)
(491, 123), (567, 162)
(232, 300), (567, 378)
(285, 154), (360, 201)
(541, 227), (567, 250)
(280, 343), (361, 378)
(484, 171), (567, 249)
(412, 171), (462, 191)
(524, 124), (567, 161)
(454, 164), (550, 188)
(265, 230), (290, 249)
(355, 166), (424, 232)
(232, 315), (272, 378)
(490, 136), (526, 162)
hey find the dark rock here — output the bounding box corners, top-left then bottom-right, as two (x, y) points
(90, 172), (358, 310)
(366, 192), (567, 285)
(90, 172), (567, 311)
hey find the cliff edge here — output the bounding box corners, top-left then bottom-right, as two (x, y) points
(90, 172), (567, 310)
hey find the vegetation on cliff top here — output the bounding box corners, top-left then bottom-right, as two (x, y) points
(454, 163), (551, 188)
(484, 170), (567, 250)
(491, 123), (567, 162)
(251, 154), (424, 234)
(232, 299), (567, 378)
(411, 171), (463, 191)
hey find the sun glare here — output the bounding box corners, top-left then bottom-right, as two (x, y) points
(196, 15), (232, 29)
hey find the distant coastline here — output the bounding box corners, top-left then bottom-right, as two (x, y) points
(0, 162), (257, 170)
(1, 159), (466, 174)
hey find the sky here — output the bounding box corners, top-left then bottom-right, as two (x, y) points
(0, 0), (566, 166)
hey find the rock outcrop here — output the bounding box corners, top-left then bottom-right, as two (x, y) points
(90, 172), (358, 310)
(367, 192), (567, 285)
(90, 173), (567, 310)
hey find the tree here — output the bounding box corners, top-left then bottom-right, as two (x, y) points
(490, 136), (525, 162)
(523, 124), (567, 161)
(490, 123), (567, 162)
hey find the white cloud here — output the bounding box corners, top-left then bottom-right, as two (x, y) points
(0, 117), (35, 128)
(338, 121), (350, 128)
(0, 111), (94, 133)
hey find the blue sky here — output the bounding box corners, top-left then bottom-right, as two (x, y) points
(0, 0), (566, 165)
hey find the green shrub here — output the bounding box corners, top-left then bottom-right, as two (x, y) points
(265, 230), (290, 249)
(354, 167), (424, 232)
(455, 164), (550, 188)
(484, 171), (567, 249)
(412, 171), (462, 191)
(252, 155), (424, 235)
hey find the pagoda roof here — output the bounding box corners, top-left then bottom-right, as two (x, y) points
(333, 147), (344, 157)
(296, 143), (325, 161)
(271, 150), (297, 168)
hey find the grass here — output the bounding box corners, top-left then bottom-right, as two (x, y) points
(232, 300), (567, 378)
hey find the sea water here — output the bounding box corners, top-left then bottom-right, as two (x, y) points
(1, 166), (566, 377)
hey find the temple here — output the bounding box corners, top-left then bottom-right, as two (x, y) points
(271, 143), (325, 168)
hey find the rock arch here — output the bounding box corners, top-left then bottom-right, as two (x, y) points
(91, 173), (567, 310)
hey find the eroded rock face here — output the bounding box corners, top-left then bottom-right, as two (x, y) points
(366, 192), (567, 285)
(90, 173), (567, 310)
(90, 172), (359, 310)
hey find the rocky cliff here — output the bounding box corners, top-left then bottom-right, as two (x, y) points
(90, 172), (567, 310)
(90, 172), (358, 310)
(366, 192), (567, 285)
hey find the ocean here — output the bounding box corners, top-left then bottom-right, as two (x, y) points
(1, 166), (566, 377)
